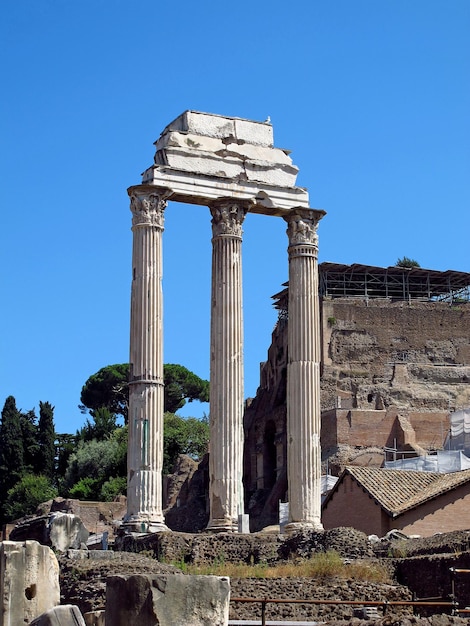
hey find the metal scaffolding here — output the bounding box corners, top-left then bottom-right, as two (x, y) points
(273, 263), (470, 315)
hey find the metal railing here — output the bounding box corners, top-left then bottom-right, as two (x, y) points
(230, 596), (462, 626)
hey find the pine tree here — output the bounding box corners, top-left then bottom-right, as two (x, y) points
(38, 401), (56, 480)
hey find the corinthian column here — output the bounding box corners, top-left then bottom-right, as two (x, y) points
(207, 199), (249, 532)
(284, 208), (324, 531)
(124, 185), (171, 533)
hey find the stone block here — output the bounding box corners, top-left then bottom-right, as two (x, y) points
(48, 512), (89, 551)
(29, 605), (86, 625)
(10, 512), (89, 552)
(66, 549), (88, 560)
(244, 160), (299, 187)
(238, 514), (250, 534)
(83, 610), (105, 626)
(0, 540), (60, 626)
(157, 148), (244, 179)
(105, 573), (230, 626)
(86, 531), (108, 550)
(163, 111), (273, 147)
(87, 551), (113, 560)
(234, 117), (273, 147)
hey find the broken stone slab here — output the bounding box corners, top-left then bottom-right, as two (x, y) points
(47, 512), (89, 551)
(160, 110), (274, 147)
(29, 605), (86, 625)
(105, 573), (230, 626)
(10, 512), (89, 552)
(0, 540), (60, 626)
(155, 146), (299, 187)
(86, 531), (108, 550)
(155, 131), (293, 166)
(153, 113), (300, 189)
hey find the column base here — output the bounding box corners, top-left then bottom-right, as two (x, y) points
(284, 521), (324, 535)
(206, 519), (238, 533)
(121, 516), (169, 535)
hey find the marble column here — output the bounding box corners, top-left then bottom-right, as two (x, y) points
(124, 186), (171, 533)
(284, 208), (324, 531)
(207, 199), (248, 532)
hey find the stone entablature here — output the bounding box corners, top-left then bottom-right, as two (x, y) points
(141, 111), (311, 214)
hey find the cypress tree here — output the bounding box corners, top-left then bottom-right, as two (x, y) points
(0, 396), (25, 496)
(20, 408), (39, 473)
(37, 401), (56, 480)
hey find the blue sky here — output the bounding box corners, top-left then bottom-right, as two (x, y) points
(1, 0), (469, 434)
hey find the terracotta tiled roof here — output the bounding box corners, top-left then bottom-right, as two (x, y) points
(343, 466), (470, 518)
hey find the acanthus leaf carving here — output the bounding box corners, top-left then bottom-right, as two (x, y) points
(209, 200), (250, 238)
(285, 209), (320, 248)
(130, 191), (169, 228)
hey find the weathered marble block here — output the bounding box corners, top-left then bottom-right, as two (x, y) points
(10, 512), (89, 552)
(105, 573), (230, 626)
(0, 540), (60, 626)
(161, 110), (274, 146)
(29, 604), (86, 626)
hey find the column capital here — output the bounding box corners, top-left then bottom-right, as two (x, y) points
(209, 198), (252, 238)
(284, 208), (323, 248)
(128, 186), (172, 228)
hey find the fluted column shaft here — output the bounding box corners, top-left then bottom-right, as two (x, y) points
(284, 209), (324, 530)
(125, 186), (170, 533)
(207, 200), (248, 532)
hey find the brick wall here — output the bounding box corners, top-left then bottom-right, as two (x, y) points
(322, 474), (390, 537)
(320, 299), (470, 415)
(399, 482), (470, 536)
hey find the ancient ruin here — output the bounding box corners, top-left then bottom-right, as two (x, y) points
(0, 540), (60, 626)
(125, 111), (325, 533)
(244, 262), (470, 529)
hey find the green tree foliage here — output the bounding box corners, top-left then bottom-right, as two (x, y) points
(0, 396), (25, 494)
(164, 364), (210, 413)
(163, 412), (209, 474)
(80, 363), (129, 422)
(80, 362), (210, 418)
(100, 476), (127, 501)
(4, 474), (57, 522)
(37, 401), (56, 479)
(64, 427), (127, 499)
(79, 407), (118, 442)
(68, 477), (102, 500)
(396, 256), (421, 268)
(20, 409), (40, 473)
(55, 433), (79, 485)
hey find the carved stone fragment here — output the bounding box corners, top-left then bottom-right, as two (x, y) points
(0, 540), (60, 626)
(105, 574), (230, 626)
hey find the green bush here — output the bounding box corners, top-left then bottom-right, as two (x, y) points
(64, 436), (123, 491)
(4, 474), (57, 521)
(163, 413), (209, 474)
(100, 476), (127, 501)
(68, 477), (102, 500)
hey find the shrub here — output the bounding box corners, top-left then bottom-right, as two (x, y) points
(68, 477), (102, 500)
(100, 476), (127, 501)
(4, 474), (58, 521)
